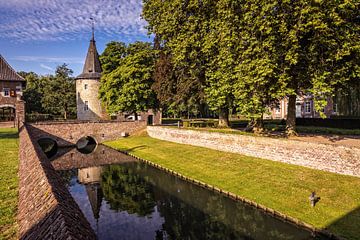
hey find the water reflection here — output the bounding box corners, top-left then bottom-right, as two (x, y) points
(56, 146), (325, 240)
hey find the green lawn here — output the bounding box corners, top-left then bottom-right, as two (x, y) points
(0, 128), (18, 240)
(105, 134), (360, 240)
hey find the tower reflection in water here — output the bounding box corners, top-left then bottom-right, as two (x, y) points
(78, 166), (103, 228)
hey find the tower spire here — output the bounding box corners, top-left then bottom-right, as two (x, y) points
(90, 17), (95, 41)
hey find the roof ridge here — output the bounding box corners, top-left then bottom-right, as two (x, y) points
(0, 54), (25, 81)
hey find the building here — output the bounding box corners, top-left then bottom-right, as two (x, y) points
(76, 32), (107, 121)
(0, 54), (26, 126)
(266, 94), (337, 119)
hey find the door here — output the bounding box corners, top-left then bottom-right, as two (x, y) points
(147, 115), (154, 125)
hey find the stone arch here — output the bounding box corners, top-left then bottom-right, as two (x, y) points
(37, 138), (58, 159)
(0, 104), (16, 122)
(76, 136), (98, 154)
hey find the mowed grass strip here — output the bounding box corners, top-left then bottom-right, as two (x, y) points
(105, 135), (360, 240)
(0, 128), (18, 240)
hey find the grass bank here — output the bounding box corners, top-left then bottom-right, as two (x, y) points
(105, 134), (360, 240)
(0, 128), (18, 240)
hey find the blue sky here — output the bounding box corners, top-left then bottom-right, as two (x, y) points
(0, 0), (152, 76)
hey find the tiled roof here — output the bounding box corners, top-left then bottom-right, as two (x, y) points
(0, 54), (25, 81)
(76, 37), (102, 80)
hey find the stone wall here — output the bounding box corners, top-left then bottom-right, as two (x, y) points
(147, 126), (360, 177)
(28, 120), (147, 147)
(76, 79), (108, 121)
(18, 125), (96, 239)
(52, 145), (136, 171)
(15, 100), (25, 128)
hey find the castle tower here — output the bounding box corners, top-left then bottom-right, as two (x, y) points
(76, 28), (107, 120)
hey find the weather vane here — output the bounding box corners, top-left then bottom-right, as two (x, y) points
(90, 17), (95, 40)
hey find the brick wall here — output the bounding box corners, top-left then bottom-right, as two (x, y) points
(27, 120), (147, 147)
(147, 126), (360, 177)
(18, 125), (96, 239)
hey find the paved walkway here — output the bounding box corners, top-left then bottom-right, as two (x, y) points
(0, 121), (15, 128)
(292, 134), (360, 149)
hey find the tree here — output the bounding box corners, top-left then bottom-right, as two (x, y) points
(41, 64), (76, 119)
(272, 0), (360, 135)
(99, 41), (156, 119)
(143, 0), (210, 120)
(152, 45), (177, 111)
(20, 72), (46, 114)
(99, 41), (127, 74)
(144, 0), (359, 132)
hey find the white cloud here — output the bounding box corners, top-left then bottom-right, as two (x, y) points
(13, 56), (83, 64)
(0, 0), (148, 42)
(40, 63), (54, 71)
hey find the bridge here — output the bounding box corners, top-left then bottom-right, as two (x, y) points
(26, 120), (147, 147)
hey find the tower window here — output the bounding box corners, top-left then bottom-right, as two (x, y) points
(305, 102), (311, 113)
(84, 101), (89, 111)
(84, 84), (88, 90)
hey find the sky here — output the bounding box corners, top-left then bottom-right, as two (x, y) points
(0, 0), (152, 76)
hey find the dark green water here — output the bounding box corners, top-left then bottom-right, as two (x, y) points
(56, 146), (326, 240)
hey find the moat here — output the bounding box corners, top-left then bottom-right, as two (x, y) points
(51, 144), (327, 240)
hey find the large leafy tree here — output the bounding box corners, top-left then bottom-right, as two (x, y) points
(99, 41), (127, 74)
(20, 71), (46, 114)
(41, 64), (76, 119)
(143, 0), (211, 120)
(144, 0), (359, 132)
(99, 41), (156, 119)
(271, 0), (360, 135)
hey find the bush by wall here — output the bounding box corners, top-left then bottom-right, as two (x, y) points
(296, 118), (360, 129)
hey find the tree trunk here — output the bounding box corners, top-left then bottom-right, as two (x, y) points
(134, 112), (138, 121)
(218, 108), (229, 128)
(64, 110), (67, 120)
(253, 117), (264, 134)
(286, 95), (297, 136)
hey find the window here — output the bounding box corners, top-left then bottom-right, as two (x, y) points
(305, 102), (311, 113)
(84, 101), (89, 111)
(333, 103), (338, 113)
(275, 106), (281, 113)
(84, 84), (88, 90)
(3, 88), (10, 97)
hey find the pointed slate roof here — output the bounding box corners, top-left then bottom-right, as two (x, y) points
(0, 54), (25, 82)
(76, 36), (102, 80)
(85, 184), (103, 220)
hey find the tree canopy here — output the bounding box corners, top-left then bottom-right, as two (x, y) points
(99, 41), (157, 119)
(21, 64), (76, 120)
(143, 0), (359, 132)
